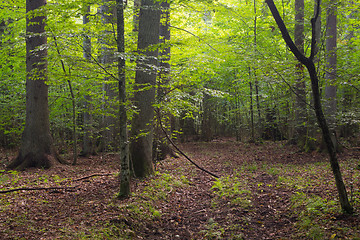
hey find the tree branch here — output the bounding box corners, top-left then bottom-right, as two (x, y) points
(156, 109), (220, 179)
(72, 173), (115, 182)
(310, 0), (321, 60)
(265, 0), (308, 64)
(0, 186), (78, 194)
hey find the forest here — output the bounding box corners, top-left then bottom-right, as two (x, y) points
(0, 0), (360, 239)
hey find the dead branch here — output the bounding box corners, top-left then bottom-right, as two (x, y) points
(156, 109), (220, 179)
(72, 173), (115, 182)
(0, 173), (116, 194)
(0, 185), (79, 194)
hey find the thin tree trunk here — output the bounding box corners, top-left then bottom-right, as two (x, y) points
(100, 0), (118, 152)
(265, 0), (353, 214)
(82, 4), (95, 157)
(293, 0), (307, 147)
(116, 0), (130, 197)
(324, 0), (338, 149)
(253, 0), (262, 133)
(249, 80), (254, 141)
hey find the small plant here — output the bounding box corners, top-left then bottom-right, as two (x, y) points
(211, 175), (252, 208)
(201, 218), (225, 240)
(291, 192), (339, 239)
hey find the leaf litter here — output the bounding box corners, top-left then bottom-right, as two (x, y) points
(0, 139), (359, 239)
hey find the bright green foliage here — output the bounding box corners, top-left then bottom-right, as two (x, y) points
(211, 175), (252, 208)
(0, 0), (359, 148)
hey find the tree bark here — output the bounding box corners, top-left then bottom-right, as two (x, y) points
(324, 0), (338, 149)
(81, 4), (96, 157)
(265, 0), (353, 214)
(7, 0), (62, 170)
(293, 0), (307, 147)
(130, 0), (161, 178)
(100, 0), (118, 152)
(253, 0), (262, 134)
(201, 92), (214, 141)
(116, 0), (130, 197)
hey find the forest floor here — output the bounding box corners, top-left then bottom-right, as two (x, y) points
(1, 139), (360, 239)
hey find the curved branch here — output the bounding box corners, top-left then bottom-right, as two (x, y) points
(156, 109), (220, 179)
(265, 0), (308, 64)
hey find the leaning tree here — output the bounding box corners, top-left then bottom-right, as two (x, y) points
(265, 0), (353, 214)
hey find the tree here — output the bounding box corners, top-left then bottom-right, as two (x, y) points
(130, 0), (161, 178)
(292, 0), (307, 147)
(116, 0), (130, 197)
(99, 0), (118, 152)
(265, 0), (353, 214)
(7, 0), (62, 170)
(81, 3), (96, 157)
(324, 0), (338, 149)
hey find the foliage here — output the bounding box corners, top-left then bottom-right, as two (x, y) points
(211, 175), (252, 208)
(0, 0), (359, 148)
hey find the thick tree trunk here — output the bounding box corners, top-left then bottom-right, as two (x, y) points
(7, 0), (61, 170)
(130, 0), (161, 178)
(265, 0), (353, 214)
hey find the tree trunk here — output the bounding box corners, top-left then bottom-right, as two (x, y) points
(253, 0), (262, 134)
(100, 0), (118, 152)
(7, 0), (62, 170)
(324, 0), (338, 150)
(249, 80), (255, 141)
(265, 0), (353, 214)
(81, 4), (96, 157)
(116, 0), (130, 197)
(158, 0), (171, 92)
(293, 0), (307, 148)
(201, 92), (214, 141)
(130, 0), (161, 178)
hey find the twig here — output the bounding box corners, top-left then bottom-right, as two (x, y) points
(156, 110), (220, 179)
(0, 186), (79, 194)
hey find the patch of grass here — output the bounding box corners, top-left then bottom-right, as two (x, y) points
(201, 218), (225, 240)
(110, 172), (190, 238)
(211, 175), (252, 208)
(275, 164), (327, 190)
(246, 163), (258, 172)
(291, 192), (340, 239)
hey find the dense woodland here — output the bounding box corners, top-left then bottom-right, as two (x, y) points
(1, 0), (360, 238)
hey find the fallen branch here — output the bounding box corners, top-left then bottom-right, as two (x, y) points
(156, 110), (220, 179)
(0, 185), (78, 194)
(0, 173), (116, 194)
(72, 173), (115, 182)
